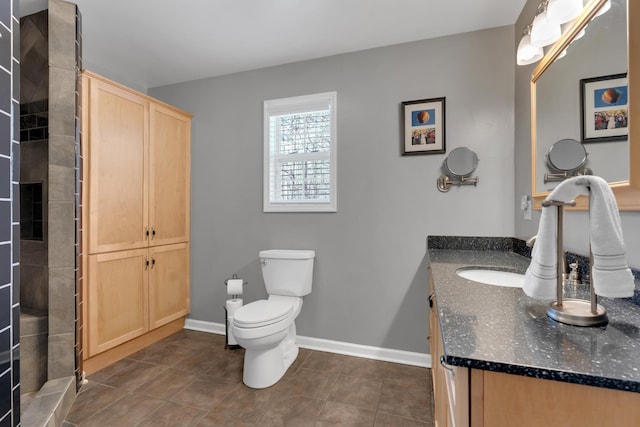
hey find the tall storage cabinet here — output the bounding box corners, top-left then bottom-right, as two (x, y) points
(82, 71), (192, 373)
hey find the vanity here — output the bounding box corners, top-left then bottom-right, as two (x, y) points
(428, 236), (640, 427)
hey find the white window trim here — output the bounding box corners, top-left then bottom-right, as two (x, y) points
(263, 91), (337, 213)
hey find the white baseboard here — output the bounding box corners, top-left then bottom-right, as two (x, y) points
(184, 318), (431, 368)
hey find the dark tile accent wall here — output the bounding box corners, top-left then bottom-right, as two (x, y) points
(19, 100), (48, 142)
(0, 0), (20, 425)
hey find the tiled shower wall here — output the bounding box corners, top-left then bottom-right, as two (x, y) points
(19, 10), (48, 316)
(47, 0), (82, 385)
(0, 0), (21, 425)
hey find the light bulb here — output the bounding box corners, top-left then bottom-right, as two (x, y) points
(530, 7), (562, 48)
(517, 33), (544, 65)
(547, 0), (584, 24)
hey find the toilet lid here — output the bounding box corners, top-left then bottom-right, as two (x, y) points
(233, 300), (293, 328)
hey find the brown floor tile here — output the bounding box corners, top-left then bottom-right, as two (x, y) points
(66, 331), (435, 427)
(87, 357), (138, 383)
(289, 347), (312, 372)
(339, 356), (391, 380)
(79, 392), (166, 427)
(380, 363), (431, 392)
(317, 401), (376, 426)
(134, 367), (200, 400)
(171, 375), (240, 411)
(135, 401), (208, 427)
(258, 395), (325, 426)
(300, 350), (346, 373)
(374, 411), (430, 426)
(195, 411), (256, 427)
(377, 383), (432, 423)
(271, 368), (338, 400)
(161, 330), (228, 350)
(212, 385), (287, 423)
(64, 383), (125, 425)
(129, 341), (198, 366)
(100, 360), (168, 391)
(171, 349), (220, 373)
(328, 375), (382, 410)
(203, 351), (245, 383)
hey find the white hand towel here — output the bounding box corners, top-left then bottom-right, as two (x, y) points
(523, 176), (634, 299)
(523, 180), (588, 299)
(575, 176), (635, 298)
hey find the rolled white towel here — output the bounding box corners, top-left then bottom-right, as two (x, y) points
(523, 176), (634, 299)
(523, 180), (587, 299)
(576, 176), (634, 298)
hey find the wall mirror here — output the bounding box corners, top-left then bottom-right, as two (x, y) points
(531, 0), (640, 210)
(436, 147), (479, 192)
(544, 138), (591, 182)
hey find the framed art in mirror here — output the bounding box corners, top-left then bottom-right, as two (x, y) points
(580, 73), (628, 143)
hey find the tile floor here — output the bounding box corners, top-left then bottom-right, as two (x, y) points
(63, 330), (434, 426)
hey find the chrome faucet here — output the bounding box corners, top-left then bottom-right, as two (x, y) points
(526, 235), (537, 248)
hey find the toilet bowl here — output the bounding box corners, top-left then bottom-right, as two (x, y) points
(231, 249), (315, 389)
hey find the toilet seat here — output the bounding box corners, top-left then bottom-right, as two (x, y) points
(234, 299), (294, 328)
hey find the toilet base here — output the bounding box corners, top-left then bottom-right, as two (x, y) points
(242, 326), (299, 389)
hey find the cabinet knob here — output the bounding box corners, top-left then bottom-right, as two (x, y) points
(145, 257), (149, 270)
(151, 227), (156, 239)
(151, 257), (156, 268)
(145, 227), (149, 239)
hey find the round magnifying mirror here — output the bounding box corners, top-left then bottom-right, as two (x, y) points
(547, 138), (587, 172)
(444, 147), (479, 177)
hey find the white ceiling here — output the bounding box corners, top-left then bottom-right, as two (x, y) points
(20, 0), (526, 90)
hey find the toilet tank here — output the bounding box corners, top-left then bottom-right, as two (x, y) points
(259, 249), (315, 296)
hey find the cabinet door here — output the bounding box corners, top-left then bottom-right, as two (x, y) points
(87, 77), (149, 253)
(149, 243), (190, 329)
(149, 103), (191, 246)
(87, 249), (149, 356)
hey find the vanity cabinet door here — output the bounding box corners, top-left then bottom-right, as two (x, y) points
(148, 243), (190, 329)
(87, 249), (150, 357)
(429, 269), (450, 427)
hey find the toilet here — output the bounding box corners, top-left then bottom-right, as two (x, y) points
(231, 249), (315, 389)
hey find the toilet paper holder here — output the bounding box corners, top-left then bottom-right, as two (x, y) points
(225, 273), (246, 298)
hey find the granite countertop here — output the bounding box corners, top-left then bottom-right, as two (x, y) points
(428, 236), (640, 393)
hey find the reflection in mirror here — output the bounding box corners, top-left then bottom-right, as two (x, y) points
(437, 147), (479, 193)
(535, 0), (627, 193)
(544, 138), (592, 182)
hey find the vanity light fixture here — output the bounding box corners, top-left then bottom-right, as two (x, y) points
(517, 25), (544, 65)
(547, 0), (584, 24)
(530, 1), (562, 48)
(516, 0), (610, 66)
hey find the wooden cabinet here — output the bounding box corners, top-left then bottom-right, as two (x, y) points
(430, 268), (469, 427)
(86, 77), (149, 254)
(82, 71), (191, 371)
(149, 104), (190, 246)
(88, 249), (149, 355)
(148, 243), (190, 329)
(429, 270), (640, 427)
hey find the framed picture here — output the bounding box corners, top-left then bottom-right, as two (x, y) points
(401, 97), (446, 155)
(580, 73), (628, 143)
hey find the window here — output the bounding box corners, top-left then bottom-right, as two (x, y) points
(264, 91), (337, 212)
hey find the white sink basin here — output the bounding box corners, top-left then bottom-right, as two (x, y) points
(456, 267), (525, 288)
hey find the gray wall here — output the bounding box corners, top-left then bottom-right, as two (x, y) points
(150, 26), (515, 353)
(514, 0), (640, 268)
